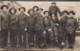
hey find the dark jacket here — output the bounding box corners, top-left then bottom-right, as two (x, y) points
(9, 14), (18, 29)
(28, 14), (35, 30)
(49, 5), (61, 17)
(0, 13), (1, 30)
(60, 16), (68, 30)
(18, 13), (29, 29)
(1, 11), (9, 30)
(66, 17), (78, 34)
(43, 16), (52, 30)
(34, 13), (44, 31)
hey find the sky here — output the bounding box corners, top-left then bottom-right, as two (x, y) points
(1, 1), (80, 18)
(17, 1), (80, 18)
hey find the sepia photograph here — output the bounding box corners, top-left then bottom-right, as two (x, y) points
(0, 1), (80, 51)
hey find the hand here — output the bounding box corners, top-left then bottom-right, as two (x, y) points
(56, 24), (59, 26)
(43, 30), (46, 34)
(24, 28), (27, 31)
(48, 29), (52, 31)
(61, 42), (65, 45)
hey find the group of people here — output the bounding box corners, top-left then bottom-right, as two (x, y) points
(0, 1), (79, 49)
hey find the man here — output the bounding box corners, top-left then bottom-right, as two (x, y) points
(28, 9), (35, 47)
(1, 5), (9, 48)
(59, 10), (69, 49)
(66, 11), (78, 49)
(34, 8), (44, 48)
(43, 11), (53, 48)
(51, 13), (60, 47)
(33, 6), (39, 15)
(48, 1), (61, 17)
(18, 7), (28, 48)
(9, 8), (18, 48)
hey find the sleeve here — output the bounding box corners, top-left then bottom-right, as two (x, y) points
(57, 6), (61, 16)
(74, 19), (79, 29)
(48, 6), (52, 17)
(25, 15), (29, 28)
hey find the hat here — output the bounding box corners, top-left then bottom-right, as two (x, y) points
(69, 10), (75, 15)
(33, 6), (39, 11)
(38, 8), (43, 11)
(51, 1), (56, 4)
(28, 9), (34, 14)
(1, 5), (9, 10)
(61, 10), (69, 15)
(19, 7), (26, 12)
(9, 8), (17, 14)
(43, 11), (49, 15)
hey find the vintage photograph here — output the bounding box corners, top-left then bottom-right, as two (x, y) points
(0, 1), (80, 51)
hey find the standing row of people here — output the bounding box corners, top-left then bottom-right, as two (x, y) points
(0, 2), (78, 49)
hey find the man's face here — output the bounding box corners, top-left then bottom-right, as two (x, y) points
(45, 12), (49, 16)
(20, 8), (24, 13)
(11, 9), (15, 14)
(63, 13), (67, 16)
(34, 8), (38, 11)
(69, 13), (74, 17)
(38, 10), (42, 14)
(30, 11), (34, 15)
(3, 7), (8, 12)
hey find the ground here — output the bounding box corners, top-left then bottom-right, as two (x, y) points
(0, 36), (79, 51)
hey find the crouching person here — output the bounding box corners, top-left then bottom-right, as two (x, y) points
(9, 8), (18, 48)
(66, 11), (78, 49)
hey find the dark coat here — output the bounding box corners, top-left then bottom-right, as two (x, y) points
(49, 5), (61, 17)
(9, 14), (18, 30)
(66, 17), (78, 34)
(0, 13), (2, 30)
(1, 11), (9, 30)
(28, 14), (36, 30)
(34, 13), (44, 31)
(60, 16), (68, 30)
(43, 16), (52, 30)
(18, 13), (29, 29)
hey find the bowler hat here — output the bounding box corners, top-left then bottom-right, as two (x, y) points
(19, 7), (26, 12)
(1, 5), (9, 10)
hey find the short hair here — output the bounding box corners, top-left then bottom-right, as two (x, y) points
(1, 5), (9, 10)
(9, 8), (17, 14)
(33, 6), (39, 11)
(19, 7), (26, 12)
(43, 11), (49, 15)
(69, 11), (75, 15)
